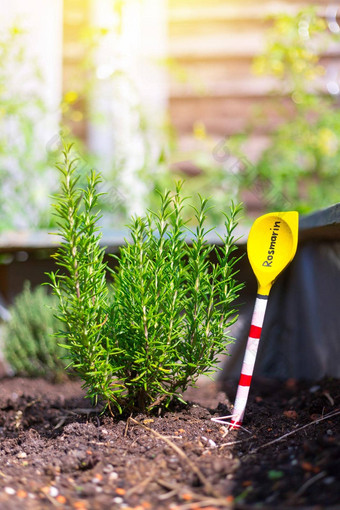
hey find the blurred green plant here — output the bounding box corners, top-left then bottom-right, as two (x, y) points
(234, 8), (340, 213)
(0, 10), (236, 231)
(0, 25), (58, 231)
(61, 3), (237, 228)
(59, 13), (173, 227)
(3, 282), (68, 381)
(48, 144), (243, 414)
(160, 121), (240, 226)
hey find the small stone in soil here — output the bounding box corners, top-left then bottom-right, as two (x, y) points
(4, 487), (15, 495)
(324, 477), (335, 485)
(50, 486), (59, 497)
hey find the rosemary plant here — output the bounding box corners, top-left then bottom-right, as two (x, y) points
(49, 144), (243, 413)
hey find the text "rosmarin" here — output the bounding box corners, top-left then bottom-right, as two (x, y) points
(262, 221), (281, 267)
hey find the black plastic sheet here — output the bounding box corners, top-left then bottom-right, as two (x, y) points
(222, 239), (340, 382)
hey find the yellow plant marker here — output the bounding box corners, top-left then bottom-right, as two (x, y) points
(212, 211), (299, 430)
(248, 211), (299, 296)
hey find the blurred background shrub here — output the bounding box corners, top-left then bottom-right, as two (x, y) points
(231, 8), (340, 214)
(3, 282), (68, 381)
(0, 26), (58, 231)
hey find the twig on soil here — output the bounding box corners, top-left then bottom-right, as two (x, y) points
(24, 398), (41, 409)
(126, 466), (156, 497)
(158, 487), (178, 501)
(157, 480), (233, 508)
(157, 479), (185, 501)
(323, 391), (334, 406)
(218, 437), (254, 449)
(293, 471), (327, 500)
(249, 409), (340, 454)
(39, 489), (61, 507)
(124, 414), (132, 437)
(128, 417), (221, 499)
(157, 479), (180, 490)
(53, 407), (102, 429)
(174, 496), (234, 509)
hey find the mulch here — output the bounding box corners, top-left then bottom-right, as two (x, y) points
(0, 376), (338, 510)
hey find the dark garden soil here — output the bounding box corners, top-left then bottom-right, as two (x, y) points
(0, 376), (339, 510)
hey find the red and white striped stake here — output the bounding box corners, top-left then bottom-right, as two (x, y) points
(211, 294), (268, 431)
(230, 294), (268, 428)
(212, 211), (299, 431)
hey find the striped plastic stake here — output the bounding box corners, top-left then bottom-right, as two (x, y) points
(212, 211), (299, 430)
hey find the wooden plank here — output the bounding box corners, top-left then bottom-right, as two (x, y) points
(169, 0), (333, 9)
(168, 3), (299, 22)
(168, 56), (340, 98)
(173, 133), (269, 159)
(169, 95), (295, 136)
(169, 77), (331, 98)
(168, 18), (270, 38)
(168, 32), (265, 59)
(169, 33), (340, 60)
(168, 54), (340, 79)
(168, 2), (337, 22)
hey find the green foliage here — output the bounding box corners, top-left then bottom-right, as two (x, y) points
(0, 25), (57, 231)
(48, 144), (243, 414)
(267, 470), (284, 480)
(147, 119), (241, 228)
(48, 146), (110, 398)
(109, 184), (242, 411)
(253, 8), (327, 99)
(3, 282), (68, 380)
(235, 8), (340, 213)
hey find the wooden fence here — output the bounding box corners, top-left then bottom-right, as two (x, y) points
(61, 0), (340, 179)
(167, 0), (340, 145)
